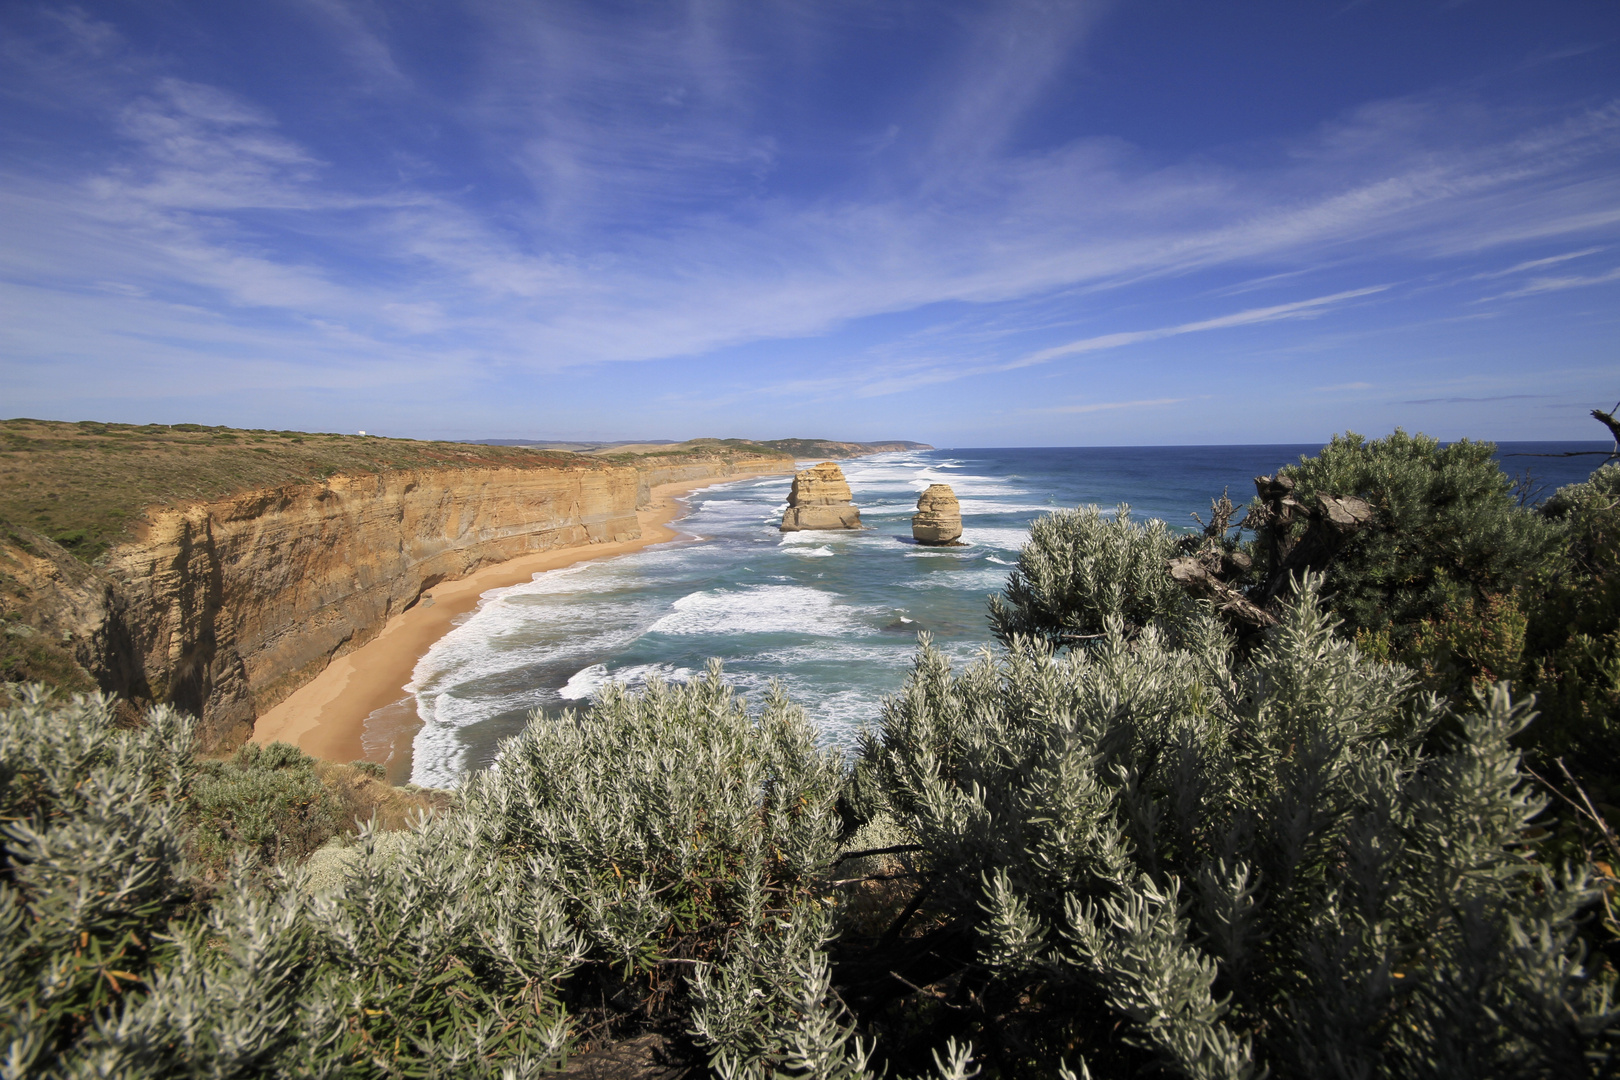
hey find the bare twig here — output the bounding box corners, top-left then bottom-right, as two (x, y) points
(877, 880), (934, 948)
(830, 843), (924, 867)
(1524, 758), (1620, 866)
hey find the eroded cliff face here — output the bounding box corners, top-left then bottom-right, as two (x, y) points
(5, 464), (640, 748)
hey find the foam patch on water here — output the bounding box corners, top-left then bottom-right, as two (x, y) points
(790, 546), (836, 557)
(560, 661), (695, 700)
(410, 719), (468, 788)
(960, 527), (1033, 550)
(559, 663), (608, 700)
(898, 568), (1009, 591)
(649, 585), (872, 637)
(957, 500), (1059, 516)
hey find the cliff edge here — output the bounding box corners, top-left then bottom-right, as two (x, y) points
(0, 420), (794, 749)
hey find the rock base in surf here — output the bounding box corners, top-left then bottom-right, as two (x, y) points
(780, 462), (863, 531)
(911, 483), (964, 545)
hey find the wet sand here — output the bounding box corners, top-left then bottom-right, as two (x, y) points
(250, 467), (790, 764)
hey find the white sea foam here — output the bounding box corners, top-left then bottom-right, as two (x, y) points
(560, 661), (695, 700)
(559, 663), (608, 700)
(409, 718), (467, 788)
(790, 546), (836, 557)
(960, 527), (1033, 550)
(649, 585), (871, 637)
(608, 662), (696, 688)
(899, 567), (1009, 591)
(956, 500), (1058, 515)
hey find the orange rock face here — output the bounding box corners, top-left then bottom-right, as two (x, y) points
(911, 483), (963, 545)
(780, 462), (863, 531)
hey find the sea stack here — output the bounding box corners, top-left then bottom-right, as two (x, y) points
(911, 483), (964, 545)
(780, 462), (863, 531)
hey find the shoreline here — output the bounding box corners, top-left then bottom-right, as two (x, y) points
(250, 466), (792, 765)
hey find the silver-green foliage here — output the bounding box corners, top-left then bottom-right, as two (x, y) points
(455, 661), (866, 1076)
(989, 505), (1190, 649)
(863, 579), (1617, 1077)
(0, 687), (194, 1074)
(1, 664), (882, 1078)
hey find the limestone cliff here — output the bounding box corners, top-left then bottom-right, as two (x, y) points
(780, 462), (864, 531)
(4, 465), (643, 748)
(911, 484), (964, 545)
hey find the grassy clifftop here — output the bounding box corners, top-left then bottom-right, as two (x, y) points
(759, 437), (932, 458)
(0, 420), (928, 565)
(0, 418), (600, 562)
(587, 436), (793, 462)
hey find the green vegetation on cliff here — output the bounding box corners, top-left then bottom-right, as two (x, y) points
(760, 438), (933, 458)
(0, 418), (597, 562)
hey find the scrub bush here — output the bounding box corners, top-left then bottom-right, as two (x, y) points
(989, 505), (1190, 649)
(856, 580), (1619, 1077)
(0, 666), (885, 1079)
(0, 688), (196, 1070)
(187, 741), (343, 872)
(1250, 430), (1565, 640)
(1516, 464), (1620, 772)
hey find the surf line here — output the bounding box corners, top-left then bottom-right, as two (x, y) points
(250, 468), (793, 765)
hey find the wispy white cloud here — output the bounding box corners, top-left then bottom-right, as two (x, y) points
(1019, 287), (1390, 366)
(1471, 247), (1603, 279)
(1401, 394), (1555, 405)
(1488, 265), (1620, 299)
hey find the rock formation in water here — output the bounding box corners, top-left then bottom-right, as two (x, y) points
(779, 462), (863, 531)
(911, 484), (964, 545)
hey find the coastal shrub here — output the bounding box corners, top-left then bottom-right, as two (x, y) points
(855, 578), (1619, 1076)
(1346, 463), (1620, 774)
(0, 688), (196, 1071)
(1514, 464), (1620, 772)
(0, 667), (899, 1079)
(455, 661), (863, 1076)
(989, 505), (1189, 649)
(1250, 430), (1565, 639)
(187, 741), (344, 872)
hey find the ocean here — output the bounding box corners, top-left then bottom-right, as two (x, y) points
(361, 442), (1614, 788)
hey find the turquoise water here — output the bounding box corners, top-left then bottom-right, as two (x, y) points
(364, 443), (1612, 787)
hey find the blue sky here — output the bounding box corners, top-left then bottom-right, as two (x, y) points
(1, 1), (1617, 446)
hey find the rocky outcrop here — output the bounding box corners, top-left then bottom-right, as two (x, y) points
(911, 484), (964, 545)
(1, 523), (145, 715)
(780, 462), (863, 531)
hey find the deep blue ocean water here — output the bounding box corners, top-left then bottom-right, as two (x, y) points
(366, 442), (1613, 787)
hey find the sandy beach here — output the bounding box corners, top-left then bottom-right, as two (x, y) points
(251, 467), (790, 765)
